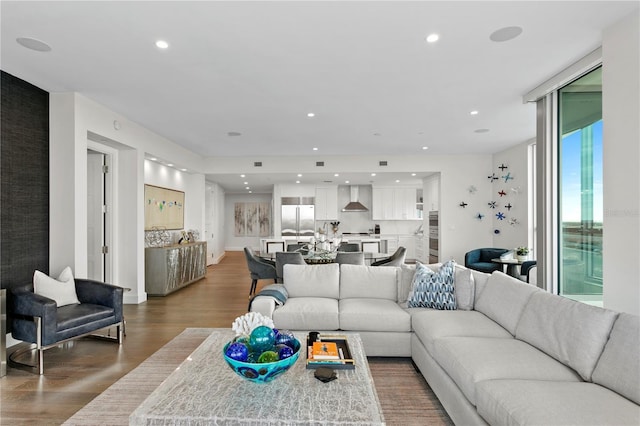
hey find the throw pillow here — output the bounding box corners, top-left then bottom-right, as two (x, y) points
(407, 260), (457, 310)
(33, 267), (80, 307)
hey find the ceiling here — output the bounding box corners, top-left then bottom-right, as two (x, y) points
(2, 1), (637, 192)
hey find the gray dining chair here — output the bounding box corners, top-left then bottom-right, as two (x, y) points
(244, 247), (277, 295)
(338, 242), (360, 252)
(371, 247), (407, 266)
(275, 252), (306, 283)
(336, 251), (365, 265)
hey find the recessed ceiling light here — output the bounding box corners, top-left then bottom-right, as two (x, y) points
(422, 146), (429, 150)
(371, 173), (376, 177)
(470, 110), (479, 115)
(489, 26), (523, 42)
(243, 182), (248, 185)
(426, 34), (439, 43)
(16, 37), (52, 52)
(149, 157), (157, 161)
(411, 173), (417, 176)
(296, 180), (300, 184)
(155, 40), (169, 49)
(396, 180), (401, 183)
(474, 128), (490, 133)
(167, 163), (174, 167)
(345, 180), (350, 184)
(249, 191), (253, 193)
(180, 168), (187, 172)
(246, 186), (250, 190)
(307, 112), (315, 118)
(334, 173), (339, 177)
(312, 147), (318, 151)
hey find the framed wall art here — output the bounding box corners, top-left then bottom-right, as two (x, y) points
(144, 184), (185, 230)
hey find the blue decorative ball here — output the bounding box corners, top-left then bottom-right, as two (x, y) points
(277, 345), (295, 360)
(274, 329), (296, 348)
(225, 342), (249, 362)
(249, 326), (276, 352)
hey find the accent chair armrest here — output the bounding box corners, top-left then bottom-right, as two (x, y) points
(464, 249), (481, 266)
(75, 279), (124, 321)
(10, 288), (57, 320)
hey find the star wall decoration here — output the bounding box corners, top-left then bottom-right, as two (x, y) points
(476, 213), (484, 220)
(488, 201), (497, 209)
(498, 163), (508, 171)
(488, 173), (499, 182)
(459, 201), (468, 208)
(496, 212), (506, 220)
(498, 189), (507, 197)
(468, 185), (477, 194)
(509, 218), (520, 226)
(502, 172), (513, 182)
(505, 203), (513, 210)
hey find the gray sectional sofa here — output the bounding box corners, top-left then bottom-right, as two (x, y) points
(250, 262), (640, 425)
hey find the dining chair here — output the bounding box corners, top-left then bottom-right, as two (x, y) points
(336, 252), (365, 265)
(244, 247), (277, 296)
(275, 252), (306, 283)
(266, 241), (286, 253)
(371, 247), (407, 266)
(338, 242), (360, 252)
(286, 243), (305, 252)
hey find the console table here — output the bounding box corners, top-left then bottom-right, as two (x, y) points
(145, 242), (207, 296)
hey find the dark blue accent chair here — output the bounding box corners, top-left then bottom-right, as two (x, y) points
(464, 248), (510, 273)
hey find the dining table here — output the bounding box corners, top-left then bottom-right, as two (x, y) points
(259, 251), (390, 264)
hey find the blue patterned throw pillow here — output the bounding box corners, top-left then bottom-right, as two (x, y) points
(407, 260), (457, 310)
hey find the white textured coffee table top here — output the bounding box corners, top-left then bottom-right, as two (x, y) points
(129, 329), (385, 425)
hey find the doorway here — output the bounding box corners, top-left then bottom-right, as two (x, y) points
(87, 149), (112, 282)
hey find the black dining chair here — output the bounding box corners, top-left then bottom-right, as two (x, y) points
(371, 247), (407, 266)
(336, 252), (365, 265)
(275, 252), (306, 283)
(244, 247), (277, 296)
(338, 242), (360, 252)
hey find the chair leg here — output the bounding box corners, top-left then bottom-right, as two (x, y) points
(249, 279), (258, 295)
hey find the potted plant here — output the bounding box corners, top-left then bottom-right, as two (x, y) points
(516, 246), (529, 261)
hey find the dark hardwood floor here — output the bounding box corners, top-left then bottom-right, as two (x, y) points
(1, 251), (262, 425)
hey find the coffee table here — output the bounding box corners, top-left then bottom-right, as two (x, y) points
(129, 329), (385, 425)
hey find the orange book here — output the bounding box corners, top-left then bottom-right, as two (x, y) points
(312, 341), (340, 360)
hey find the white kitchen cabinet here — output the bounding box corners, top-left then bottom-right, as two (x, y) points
(315, 186), (338, 220)
(372, 186), (421, 220)
(414, 236), (428, 263)
(423, 174), (440, 212)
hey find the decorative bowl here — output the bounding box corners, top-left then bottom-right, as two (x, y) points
(222, 338), (301, 383)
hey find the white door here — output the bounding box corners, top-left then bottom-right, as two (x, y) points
(205, 185), (215, 265)
(87, 150), (111, 282)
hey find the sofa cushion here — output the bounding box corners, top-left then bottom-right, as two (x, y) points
(33, 267), (80, 307)
(403, 262), (475, 310)
(339, 298), (411, 332)
(407, 261), (456, 309)
(283, 263), (339, 299)
(474, 271), (540, 335)
(515, 291), (618, 381)
(272, 297), (339, 330)
(592, 313), (640, 405)
(411, 310), (512, 354)
(339, 264), (398, 301)
(56, 303), (114, 331)
(476, 380), (640, 426)
(432, 337), (582, 406)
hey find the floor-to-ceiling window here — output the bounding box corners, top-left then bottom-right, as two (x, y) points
(558, 67), (603, 305)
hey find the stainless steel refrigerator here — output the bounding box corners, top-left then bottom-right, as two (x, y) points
(281, 197), (315, 238)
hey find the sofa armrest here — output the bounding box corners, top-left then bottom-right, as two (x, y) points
(249, 296), (277, 319)
(9, 287), (58, 342)
(75, 279), (124, 321)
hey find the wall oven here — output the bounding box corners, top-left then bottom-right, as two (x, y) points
(428, 211), (439, 263)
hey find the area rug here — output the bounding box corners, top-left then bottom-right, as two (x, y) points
(63, 328), (452, 425)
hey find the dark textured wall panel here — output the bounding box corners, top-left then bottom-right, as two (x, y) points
(1, 71), (49, 288)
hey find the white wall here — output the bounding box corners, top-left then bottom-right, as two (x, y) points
(492, 140), (533, 254)
(602, 10), (640, 315)
(225, 193), (273, 251)
(49, 93), (206, 304)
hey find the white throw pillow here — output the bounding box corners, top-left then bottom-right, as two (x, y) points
(33, 267), (80, 307)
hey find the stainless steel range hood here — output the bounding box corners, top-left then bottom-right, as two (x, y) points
(342, 186), (369, 212)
